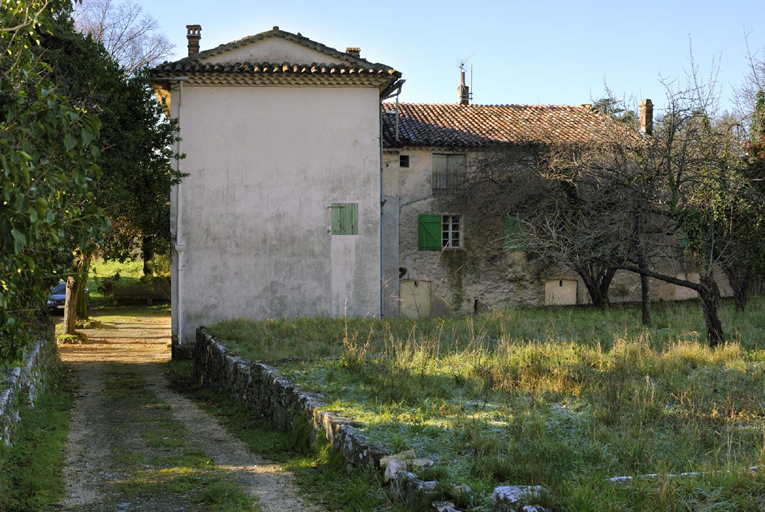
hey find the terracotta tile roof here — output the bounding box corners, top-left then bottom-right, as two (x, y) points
(382, 103), (637, 149)
(153, 27), (400, 86)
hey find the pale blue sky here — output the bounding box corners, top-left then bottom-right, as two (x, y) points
(135, 0), (764, 114)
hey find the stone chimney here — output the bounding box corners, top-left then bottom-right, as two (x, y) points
(640, 99), (653, 136)
(186, 25), (202, 57)
(346, 47), (361, 58)
(458, 70), (470, 105)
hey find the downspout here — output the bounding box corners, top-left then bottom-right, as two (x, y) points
(176, 78), (185, 348)
(379, 79), (404, 317)
(156, 76), (187, 348)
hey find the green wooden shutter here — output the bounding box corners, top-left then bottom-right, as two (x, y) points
(505, 216), (526, 250)
(419, 214), (442, 250)
(331, 203), (358, 235)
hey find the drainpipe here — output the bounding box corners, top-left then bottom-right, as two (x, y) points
(379, 79), (404, 318)
(155, 76), (187, 349)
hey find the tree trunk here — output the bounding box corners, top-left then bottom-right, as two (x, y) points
(699, 275), (724, 347)
(579, 265), (616, 309)
(75, 278), (88, 319)
(640, 272), (651, 326)
(633, 211), (651, 326)
(62, 276), (80, 336)
(723, 265), (751, 313)
(142, 235), (153, 276)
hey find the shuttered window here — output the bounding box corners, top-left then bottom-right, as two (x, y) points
(419, 214), (462, 250)
(331, 203), (358, 235)
(505, 216), (526, 250)
(432, 154), (466, 193)
(418, 214), (441, 250)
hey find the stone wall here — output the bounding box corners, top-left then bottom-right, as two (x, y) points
(194, 328), (388, 470)
(194, 327), (559, 512)
(0, 335), (59, 446)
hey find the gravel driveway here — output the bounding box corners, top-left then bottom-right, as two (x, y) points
(57, 309), (324, 512)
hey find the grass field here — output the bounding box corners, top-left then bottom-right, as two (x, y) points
(208, 297), (765, 511)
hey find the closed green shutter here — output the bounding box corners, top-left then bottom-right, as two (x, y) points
(419, 214), (442, 250)
(331, 203), (358, 235)
(505, 216), (526, 250)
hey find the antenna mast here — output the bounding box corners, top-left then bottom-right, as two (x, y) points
(458, 53), (474, 105)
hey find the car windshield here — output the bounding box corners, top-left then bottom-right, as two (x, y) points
(52, 282), (66, 294)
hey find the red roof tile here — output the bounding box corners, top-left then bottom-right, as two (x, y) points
(382, 103), (636, 149)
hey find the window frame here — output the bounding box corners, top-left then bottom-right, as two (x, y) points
(418, 213), (463, 250)
(431, 153), (466, 194)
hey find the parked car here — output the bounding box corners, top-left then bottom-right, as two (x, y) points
(47, 281), (89, 314)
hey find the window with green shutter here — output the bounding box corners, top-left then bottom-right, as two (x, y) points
(419, 214), (442, 250)
(505, 216), (526, 250)
(419, 214), (462, 250)
(331, 203), (358, 235)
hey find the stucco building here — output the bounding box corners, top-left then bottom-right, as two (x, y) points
(153, 26), (736, 351)
(153, 27), (402, 351)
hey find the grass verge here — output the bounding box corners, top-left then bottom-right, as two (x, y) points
(0, 365), (74, 511)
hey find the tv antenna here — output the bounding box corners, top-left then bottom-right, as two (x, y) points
(458, 53), (475, 103)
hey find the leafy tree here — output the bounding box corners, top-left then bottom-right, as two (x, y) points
(1, 0), (107, 361)
(37, 14), (183, 332)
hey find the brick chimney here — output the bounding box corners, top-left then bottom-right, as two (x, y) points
(640, 99), (653, 136)
(186, 25), (202, 57)
(458, 70), (470, 105)
(346, 47), (361, 58)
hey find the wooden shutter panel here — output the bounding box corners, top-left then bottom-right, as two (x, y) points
(419, 214), (442, 250)
(331, 203), (358, 235)
(505, 216), (526, 250)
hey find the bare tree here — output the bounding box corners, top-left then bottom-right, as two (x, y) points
(73, 0), (174, 73)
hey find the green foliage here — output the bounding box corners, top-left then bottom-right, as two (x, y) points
(41, 16), (185, 265)
(0, 0), (108, 363)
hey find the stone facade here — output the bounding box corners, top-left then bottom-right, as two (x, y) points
(0, 334), (59, 446)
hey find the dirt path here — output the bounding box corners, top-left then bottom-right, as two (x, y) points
(58, 309), (324, 512)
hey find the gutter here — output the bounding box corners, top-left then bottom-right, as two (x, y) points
(379, 79), (405, 318)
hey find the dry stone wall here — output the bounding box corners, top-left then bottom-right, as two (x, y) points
(194, 329), (388, 470)
(0, 335), (59, 446)
(194, 328), (555, 512)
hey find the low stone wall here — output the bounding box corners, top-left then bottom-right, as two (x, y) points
(0, 335), (59, 446)
(194, 328), (554, 512)
(194, 328), (388, 470)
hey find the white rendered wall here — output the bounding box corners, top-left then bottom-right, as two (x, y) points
(173, 85), (381, 345)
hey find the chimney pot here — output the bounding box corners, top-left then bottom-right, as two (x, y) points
(186, 25), (202, 57)
(640, 99), (653, 136)
(346, 47), (361, 58)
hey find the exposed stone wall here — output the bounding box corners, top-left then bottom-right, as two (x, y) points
(0, 335), (59, 446)
(194, 327), (558, 512)
(194, 329), (388, 470)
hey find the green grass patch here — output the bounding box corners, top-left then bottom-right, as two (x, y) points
(207, 296), (765, 511)
(0, 366), (74, 511)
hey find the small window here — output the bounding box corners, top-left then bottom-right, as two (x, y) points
(505, 216), (526, 250)
(418, 214), (462, 250)
(400, 155), (410, 168)
(331, 203), (358, 235)
(432, 154), (466, 193)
